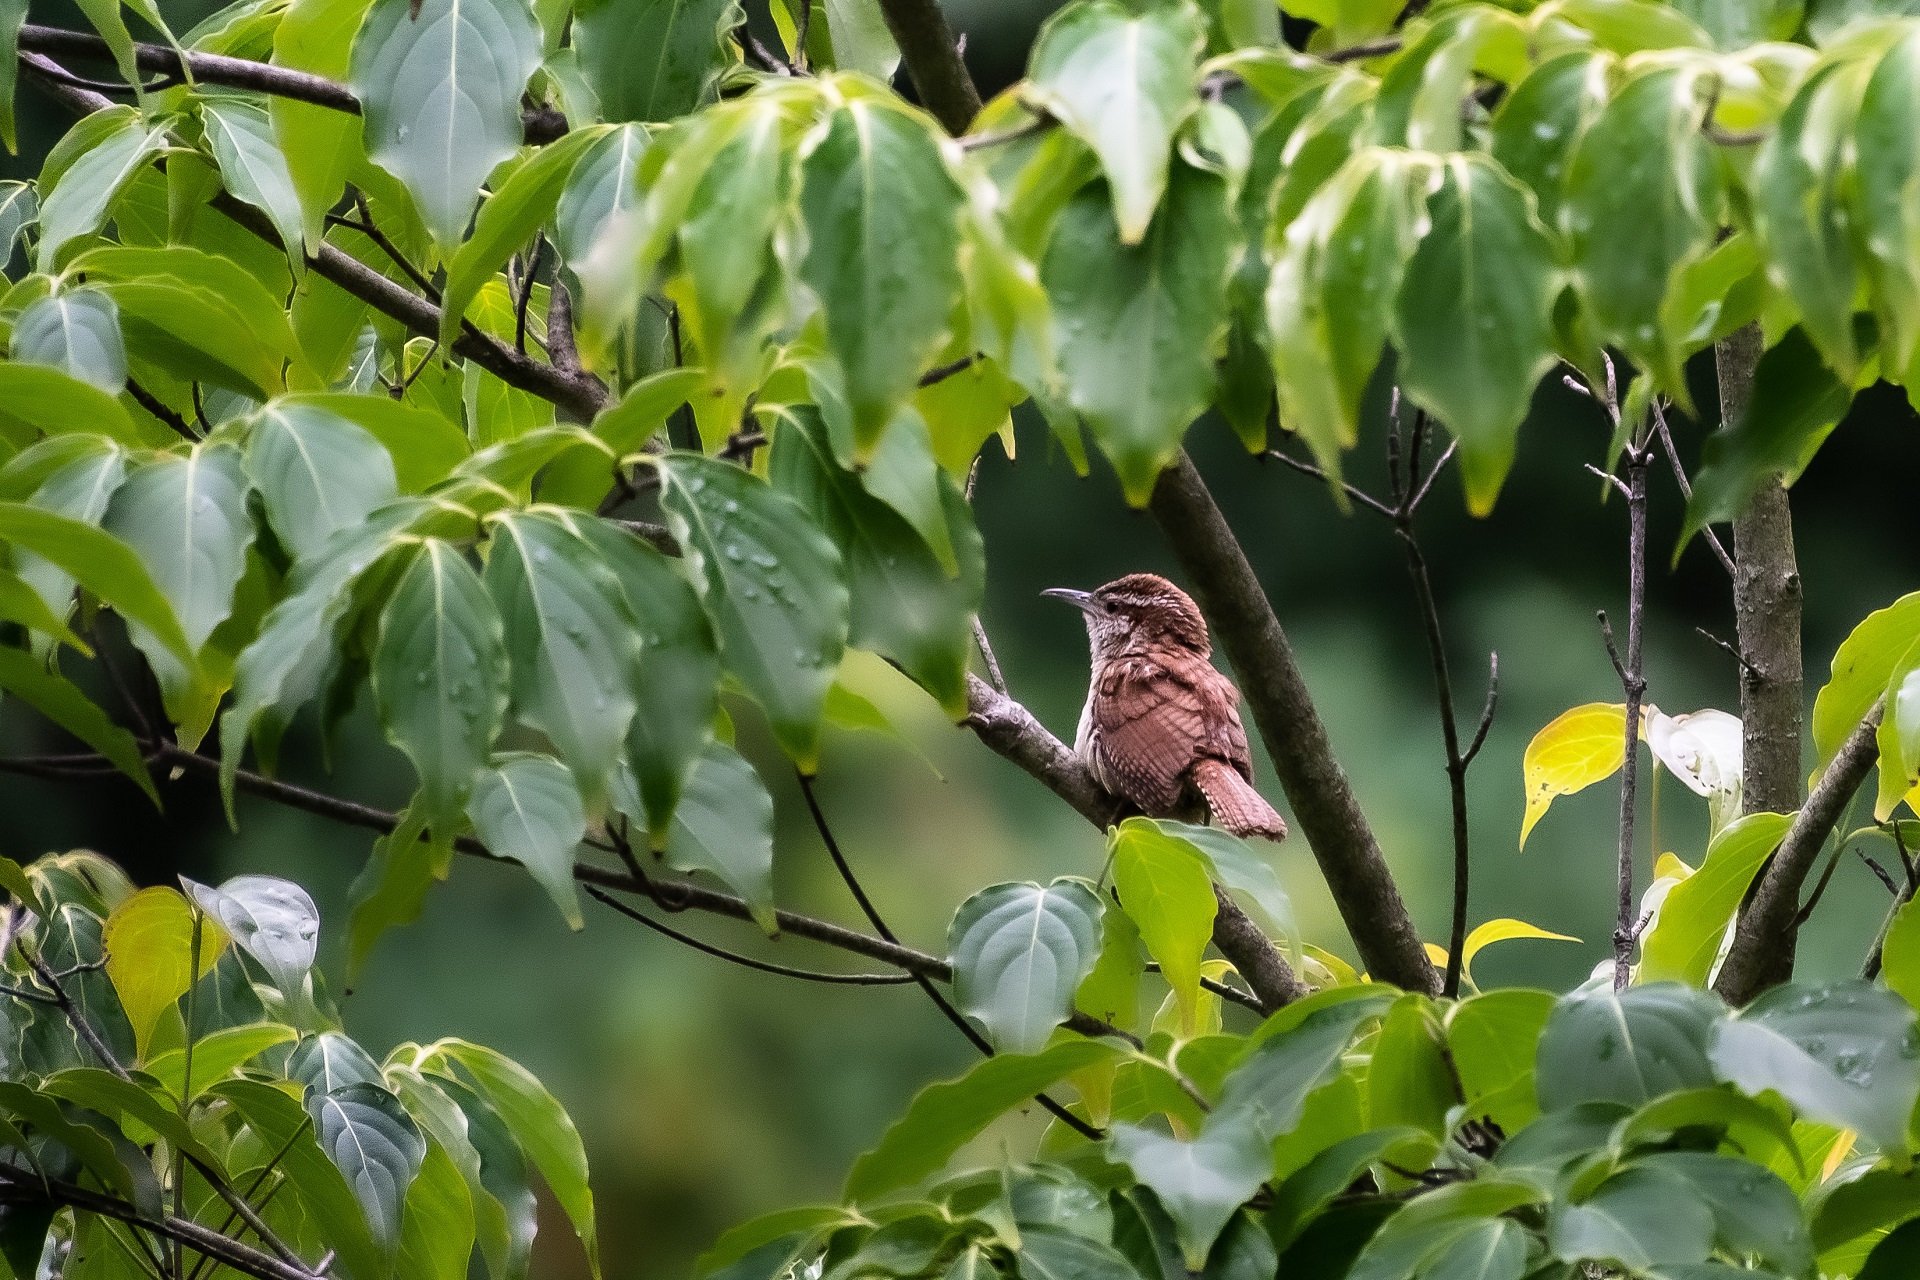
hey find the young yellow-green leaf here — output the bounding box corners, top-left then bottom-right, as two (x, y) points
(1109, 1120), (1270, 1270)
(429, 1038), (599, 1276)
(1815, 592), (1920, 766)
(0, 565), (90, 654)
(467, 753), (586, 929)
(573, 518), (718, 844)
(1044, 161), (1232, 505)
(1367, 995), (1454, 1140)
(103, 886), (228, 1061)
(398, 1136), (476, 1280)
(1109, 819), (1218, 1036)
(144, 1023), (297, 1100)
(1563, 65), (1723, 401)
(1460, 918), (1580, 989)
(799, 97), (964, 457)
(0, 501), (195, 667)
(844, 1040), (1122, 1202)
(483, 510), (641, 797)
(440, 125), (611, 347)
(1446, 989), (1554, 1131)
(272, 0), (375, 244)
(0, 648), (156, 803)
(350, 0), (544, 249)
(1682, 326), (1853, 551)
(660, 741), (777, 933)
(9, 289), (127, 394)
(203, 99), (308, 261)
(658, 455), (848, 769)
(1882, 895), (1920, 1012)
(1027, 0), (1204, 244)
(1139, 818), (1295, 952)
(1519, 703), (1631, 848)
(1395, 154), (1560, 514)
(948, 878), (1104, 1054)
(375, 540), (510, 831)
(1639, 813), (1791, 987)
(1874, 637), (1920, 820)
(0, 366), (144, 449)
(573, 0), (732, 123)
(36, 114), (166, 269)
(243, 401), (402, 560)
(768, 407), (980, 717)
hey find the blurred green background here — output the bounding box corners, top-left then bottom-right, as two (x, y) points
(5, 2), (1920, 1276)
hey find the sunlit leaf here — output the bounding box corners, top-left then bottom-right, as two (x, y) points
(103, 887), (227, 1060)
(1519, 703), (1632, 848)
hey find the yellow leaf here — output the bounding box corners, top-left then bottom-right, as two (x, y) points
(1301, 944), (1359, 988)
(1461, 917), (1580, 989)
(1653, 851), (1694, 882)
(1820, 1130), (1857, 1181)
(1424, 943), (1450, 970)
(1519, 702), (1633, 848)
(103, 887), (228, 1061)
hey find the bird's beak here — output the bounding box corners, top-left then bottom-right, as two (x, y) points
(1042, 587), (1096, 612)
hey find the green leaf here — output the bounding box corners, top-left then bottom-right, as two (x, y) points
(143, 1023), (296, 1099)
(0, 565), (89, 653)
(0, 181), (38, 260)
(844, 1040), (1121, 1202)
(1816, 592), (1920, 766)
(311, 1081), (429, 1250)
(429, 1038), (598, 1275)
(553, 124), (651, 270)
(1550, 1163), (1715, 1270)
(1863, 1218), (1920, 1280)
(1538, 983), (1723, 1110)
(779, 0), (898, 80)
(36, 114), (166, 269)
(1110, 1121), (1270, 1269)
(0, 501), (195, 666)
(243, 400), (402, 559)
(1410, 1219), (1528, 1280)
(483, 509), (641, 796)
(1368, 995), (1454, 1140)
(9, 289), (127, 394)
(1348, 1181), (1543, 1280)
(467, 753), (586, 929)
(1648, 1150), (1814, 1274)
(1109, 819), (1218, 1035)
(948, 878), (1104, 1054)
(1445, 991), (1552, 1132)
(215, 1077), (385, 1279)
(103, 886), (226, 1060)
(1394, 154), (1559, 514)
(1027, 0), (1203, 243)
(440, 125), (611, 347)
(291, 1032), (384, 1095)
(284, 393), (470, 494)
(573, 0), (733, 123)
(1639, 812), (1793, 986)
(0, 365), (145, 448)
(1015, 1224), (1138, 1280)
(1710, 979), (1920, 1152)
(1564, 65), (1723, 400)
(1266, 1127), (1438, 1250)
(1045, 161), (1232, 505)
(659, 741), (777, 933)
(203, 99), (308, 260)
(1857, 28), (1920, 381)
(272, 0), (376, 245)
(799, 99), (963, 456)
(0, 0), (24, 154)
(398, 1137), (477, 1280)
(1488, 49), (1606, 230)
(1885, 894), (1920, 1012)
(658, 454), (848, 770)
(1213, 988), (1394, 1140)
(0, 648), (157, 803)
(1138, 820), (1294, 950)
(350, 0), (544, 248)
(386, 1068), (528, 1280)
(375, 539), (510, 830)
(768, 407), (981, 717)
(1877, 637), (1920, 819)
(1683, 326), (1853, 549)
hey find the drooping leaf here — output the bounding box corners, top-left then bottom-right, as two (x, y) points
(203, 99), (308, 260)
(467, 753), (586, 929)
(844, 1040), (1121, 1202)
(1213, 988), (1395, 1141)
(8, 289), (127, 394)
(1044, 161), (1233, 505)
(311, 1081), (429, 1250)
(374, 540), (510, 831)
(483, 509), (641, 796)
(1875, 637), (1920, 819)
(1537, 983), (1724, 1110)
(272, 0), (377, 244)
(243, 400), (402, 560)
(0, 648), (157, 803)
(573, 0), (733, 123)
(1519, 703), (1631, 848)
(0, 502), (196, 667)
(799, 98), (964, 456)
(659, 741), (777, 934)
(36, 113), (166, 269)
(398, 1137), (477, 1280)
(1109, 1121), (1270, 1270)
(1393, 154), (1559, 513)
(553, 124), (651, 269)
(948, 878), (1104, 1054)
(1108, 819), (1218, 1036)
(1027, 0), (1204, 243)
(215, 1078), (384, 1278)
(658, 454), (848, 769)
(1368, 995), (1455, 1139)
(349, 0), (544, 248)
(102, 886), (227, 1060)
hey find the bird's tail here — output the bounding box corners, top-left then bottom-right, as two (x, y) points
(1192, 759), (1289, 841)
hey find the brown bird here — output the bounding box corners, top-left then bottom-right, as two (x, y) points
(1044, 573), (1289, 841)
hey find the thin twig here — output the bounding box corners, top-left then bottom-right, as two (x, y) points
(513, 237), (544, 356)
(917, 352), (981, 387)
(1261, 449), (1398, 519)
(1602, 439), (1653, 992)
(584, 887), (914, 985)
(957, 117), (1053, 151)
(1650, 405), (1737, 578)
(1695, 627), (1760, 679)
(126, 380), (199, 442)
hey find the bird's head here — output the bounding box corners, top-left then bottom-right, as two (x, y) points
(1042, 572), (1210, 659)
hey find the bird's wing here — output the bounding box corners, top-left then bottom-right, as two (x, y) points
(1092, 656), (1247, 811)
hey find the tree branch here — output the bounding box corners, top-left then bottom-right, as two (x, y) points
(1146, 453), (1439, 994)
(1716, 700), (1884, 1006)
(871, 0), (982, 135)
(16, 24), (566, 141)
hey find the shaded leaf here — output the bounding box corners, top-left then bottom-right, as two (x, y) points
(467, 753), (586, 929)
(948, 878), (1105, 1054)
(9, 289), (127, 394)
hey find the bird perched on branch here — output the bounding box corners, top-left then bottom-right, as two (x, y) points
(1045, 572), (1289, 841)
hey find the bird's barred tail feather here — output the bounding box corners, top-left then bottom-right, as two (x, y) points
(1192, 759), (1288, 841)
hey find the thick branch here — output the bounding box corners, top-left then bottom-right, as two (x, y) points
(872, 0), (982, 135)
(1715, 701), (1884, 1006)
(16, 24), (566, 141)
(1147, 453), (1439, 994)
(1717, 325), (1805, 818)
(964, 676), (1307, 1011)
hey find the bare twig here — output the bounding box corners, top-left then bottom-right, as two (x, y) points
(1695, 627), (1760, 679)
(584, 888), (914, 985)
